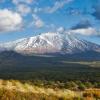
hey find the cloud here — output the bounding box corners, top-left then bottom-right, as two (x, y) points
(92, 5), (100, 20)
(34, 0), (73, 14)
(34, 19), (44, 28)
(0, 9), (23, 33)
(70, 27), (98, 36)
(70, 20), (100, 36)
(33, 7), (42, 13)
(12, 0), (32, 16)
(46, 0), (72, 13)
(65, 7), (85, 16)
(57, 27), (65, 33)
(71, 20), (92, 30)
(12, 0), (34, 5)
(32, 14), (44, 28)
(17, 4), (31, 15)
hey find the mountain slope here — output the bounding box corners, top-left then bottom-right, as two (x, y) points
(0, 32), (100, 55)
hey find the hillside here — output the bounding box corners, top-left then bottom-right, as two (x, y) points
(0, 51), (99, 82)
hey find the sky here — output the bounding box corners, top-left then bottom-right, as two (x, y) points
(0, 0), (100, 44)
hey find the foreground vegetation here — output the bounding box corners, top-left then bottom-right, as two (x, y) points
(0, 80), (99, 100)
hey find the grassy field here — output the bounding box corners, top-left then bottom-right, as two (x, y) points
(0, 80), (99, 100)
(62, 61), (100, 67)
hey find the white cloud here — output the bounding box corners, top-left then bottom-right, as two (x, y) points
(33, 0), (73, 14)
(12, 0), (33, 5)
(46, 0), (73, 13)
(0, 9), (23, 33)
(55, 26), (100, 36)
(34, 19), (44, 28)
(70, 27), (99, 36)
(17, 4), (31, 15)
(24, 0), (33, 4)
(33, 7), (42, 13)
(32, 14), (44, 28)
(12, 0), (32, 16)
(57, 27), (65, 33)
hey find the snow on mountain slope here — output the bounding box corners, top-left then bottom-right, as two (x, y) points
(0, 32), (100, 54)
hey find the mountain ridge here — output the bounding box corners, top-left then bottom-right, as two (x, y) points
(0, 32), (100, 55)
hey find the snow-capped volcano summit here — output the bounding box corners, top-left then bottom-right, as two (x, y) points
(0, 32), (100, 55)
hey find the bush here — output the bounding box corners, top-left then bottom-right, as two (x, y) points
(78, 83), (86, 90)
(65, 81), (78, 90)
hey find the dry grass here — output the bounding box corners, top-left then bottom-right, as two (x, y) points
(0, 79), (99, 100)
(83, 88), (100, 99)
(0, 79), (79, 100)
